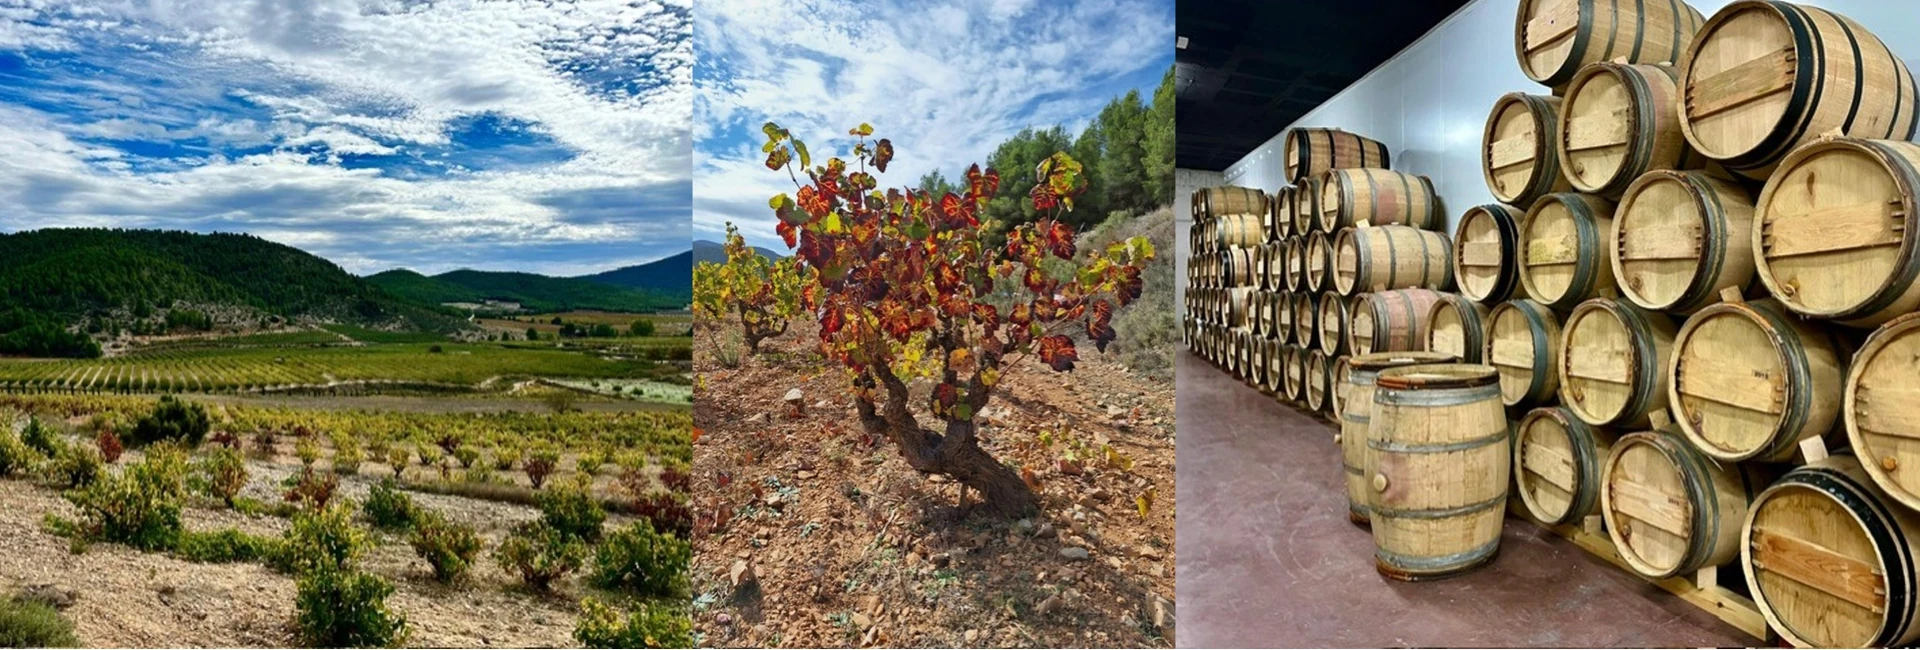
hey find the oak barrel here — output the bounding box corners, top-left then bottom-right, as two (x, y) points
(1318, 291), (1351, 356)
(1285, 128), (1391, 184)
(1482, 92), (1570, 208)
(1519, 192), (1618, 310)
(1331, 355), (1353, 418)
(1843, 313), (1920, 513)
(1514, 0), (1706, 88)
(1271, 187), (1294, 241)
(1294, 174), (1324, 235)
(1216, 214), (1265, 249)
(1197, 185), (1269, 219)
(1333, 226), (1454, 296)
(1515, 405), (1616, 526)
(1453, 203), (1529, 304)
(1222, 247), (1258, 288)
(1319, 168), (1442, 233)
(1678, 1), (1919, 180)
(1427, 293), (1492, 364)
(1670, 298), (1847, 463)
(1303, 231), (1333, 293)
(1350, 289), (1442, 356)
(1274, 290), (1295, 345)
(1306, 349), (1332, 413)
(1284, 235), (1307, 292)
(1612, 169), (1756, 313)
(1486, 299), (1564, 410)
(1560, 297), (1678, 429)
(1291, 291), (1318, 350)
(1339, 351), (1460, 525)
(1367, 364), (1508, 580)
(1753, 138), (1920, 327)
(1559, 62), (1705, 198)
(1602, 425), (1768, 579)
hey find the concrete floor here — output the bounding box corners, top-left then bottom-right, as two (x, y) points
(1173, 351), (1754, 648)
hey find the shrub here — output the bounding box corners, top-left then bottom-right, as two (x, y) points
(192, 446), (249, 508)
(294, 566), (408, 648)
(575, 448), (606, 476)
(384, 447), (409, 479)
(496, 521), (587, 592)
(45, 442), (102, 489)
(490, 444), (522, 471)
(524, 448), (559, 490)
(333, 436), (364, 476)
(657, 461), (691, 493)
(128, 396), (210, 447)
(416, 445), (443, 471)
(283, 468), (340, 510)
(574, 597), (690, 649)
(543, 390), (578, 414)
(539, 483), (606, 543)
(0, 428), (37, 477)
(252, 428), (279, 457)
(589, 520), (690, 597)
(408, 515), (481, 584)
(95, 429), (123, 464)
(175, 528), (278, 563)
(273, 504), (366, 576)
(0, 595), (80, 648)
(295, 437), (320, 467)
(692, 223), (810, 355)
(452, 446), (480, 470)
(66, 444), (188, 550)
(21, 417), (57, 457)
(631, 491), (693, 539)
(363, 480), (419, 532)
(462, 465), (499, 486)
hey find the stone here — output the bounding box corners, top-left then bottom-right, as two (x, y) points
(1151, 594), (1175, 631)
(746, 413), (766, 424)
(964, 629), (979, 643)
(814, 399), (832, 410)
(730, 559), (757, 589)
(1037, 593), (1064, 615)
(784, 388), (804, 403)
(17, 583), (76, 610)
(1059, 547), (1090, 561)
(851, 613), (873, 630)
(716, 612), (734, 626)
(1136, 545), (1163, 560)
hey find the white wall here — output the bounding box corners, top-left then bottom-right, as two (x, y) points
(1220, 0), (1920, 236)
(1175, 167), (1225, 318)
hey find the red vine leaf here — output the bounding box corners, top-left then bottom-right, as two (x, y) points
(1036, 335), (1078, 372)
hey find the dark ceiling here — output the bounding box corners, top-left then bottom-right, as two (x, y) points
(1176, 0), (1473, 171)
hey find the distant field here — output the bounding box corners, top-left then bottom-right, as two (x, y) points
(321, 323), (453, 344)
(483, 310), (692, 333)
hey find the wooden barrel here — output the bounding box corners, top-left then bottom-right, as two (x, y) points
(1367, 363), (1508, 580)
(1349, 288), (1441, 356)
(1486, 299), (1564, 410)
(1427, 293), (1491, 364)
(1612, 170), (1756, 313)
(1318, 291), (1351, 356)
(1843, 313), (1920, 513)
(1283, 344), (1308, 403)
(1264, 339), (1285, 394)
(1291, 292), (1318, 350)
(1514, 406), (1615, 526)
(1561, 298), (1678, 428)
(1670, 297), (1847, 463)
(1453, 203), (1529, 304)
(1519, 192), (1618, 310)
(1331, 355), (1353, 417)
(1284, 235), (1307, 292)
(1224, 287), (1255, 330)
(1743, 455), (1920, 649)
(1293, 174), (1324, 235)
(1602, 425), (1767, 579)
(1217, 214), (1265, 249)
(1302, 231), (1333, 293)
(1482, 93), (1570, 208)
(1754, 138), (1920, 327)
(1306, 349), (1331, 413)
(1263, 241), (1287, 292)
(1514, 0), (1706, 88)
(1273, 290), (1295, 344)
(1271, 187), (1293, 241)
(1339, 351), (1460, 524)
(1223, 247), (1258, 287)
(1558, 62), (1704, 198)
(1198, 185), (1269, 219)
(1319, 168), (1442, 233)
(1678, 1), (1919, 180)
(1333, 226), (1454, 296)
(1285, 128), (1391, 183)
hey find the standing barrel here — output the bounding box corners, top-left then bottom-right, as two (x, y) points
(1558, 62), (1704, 198)
(1743, 455), (1920, 649)
(1339, 351), (1460, 525)
(1514, 0), (1706, 89)
(1844, 313), (1920, 513)
(1560, 298), (1678, 429)
(1612, 170), (1756, 314)
(1294, 174), (1324, 235)
(1333, 226), (1454, 296)
(1303, 231), (1333, 293)
(1519, 192), (1618, 310)
(1319, 169), (1442, 233)
(1284, 235), (1307, 292)
(1482, 93), (1570, 208)
(1285, 128), (1391, 183)
(1670, 298), (1847, 463)
(1678, 1), (1918, 180)
(1306, 350), (1332, 414)
(1602, 426), (1768, 579)
(1753, 138), (1920, 327)
(1349, 289), (1442, 356)
(1427, 293), (1492, 364)
(1453, 204), (1530, 304)
(1291, 292), (1318, 350)
(1515, 406), (1615, 526)
(1486, 299), (1564, 410)
(1367, 364), (1509, 580)
(1318, 292), (1352, 356)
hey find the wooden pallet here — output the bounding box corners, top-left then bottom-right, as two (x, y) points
(1509, 500), (1777, 643)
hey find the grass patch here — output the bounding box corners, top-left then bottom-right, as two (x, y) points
(0, 595), (79, 648)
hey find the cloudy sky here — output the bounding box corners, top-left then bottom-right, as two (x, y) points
(0, 0), (691, 277)
(694, 0), (1176, 250)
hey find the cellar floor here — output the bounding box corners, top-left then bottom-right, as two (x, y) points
(1173, 351), (1753, 648)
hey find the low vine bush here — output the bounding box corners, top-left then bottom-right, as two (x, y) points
(175, 528), (279, 564)
(272, 503), (367, 576)
(66, 444), (189, 551)
(0, 594), (80, 648)
(496, 521), (587, 592)
(128, 395), (210, 447)
(294, 565), (408, 648)
(363, 480), (419, 531)
(573, 597), (690, 649)
(407, 514), (481, 584)
(589, 520), (690, 597)
(539, 482), (606, 543)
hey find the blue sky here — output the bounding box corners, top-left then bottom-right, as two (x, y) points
(0, 0), (691, 277)
(693, 0), (1176, 251)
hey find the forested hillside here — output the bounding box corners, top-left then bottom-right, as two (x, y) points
(368, 268), (684, 313)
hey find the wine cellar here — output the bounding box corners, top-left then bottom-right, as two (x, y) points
(1179, 0), (1920, 646)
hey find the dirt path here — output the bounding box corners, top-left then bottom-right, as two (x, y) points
(690, 322), (1176, 647)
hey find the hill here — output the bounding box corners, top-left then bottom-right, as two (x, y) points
(0, 228), (466, 357)
(573, 250), (694, 299)
(368, 268), (682, 313)
(691, 239), (784, 265)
